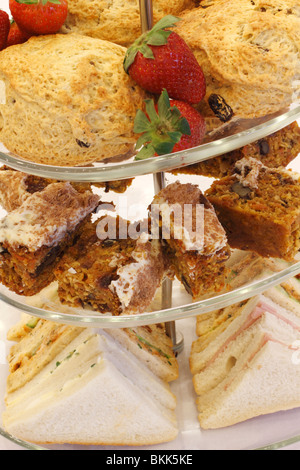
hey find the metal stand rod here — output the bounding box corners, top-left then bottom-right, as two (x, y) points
(153, 171), (184, 354)
(139, 0), (153, 32)
(139, 0), (184, 354)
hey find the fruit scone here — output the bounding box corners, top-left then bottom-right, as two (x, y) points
(205, 157), (300, 260)
(61, 0), (196, 47)
(176, 0), (300, 118)
(172, 121), (300, 179)
(0, 33), (146, 166)
(0, 182), (100, 296)
(54, 216), (167, 315)
(149, 181), (230, 300)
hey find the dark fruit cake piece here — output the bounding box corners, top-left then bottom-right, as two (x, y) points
(172, 121), (300, 178)
(0, 167), (132, 214)
(205, 157), (300, 261)
(0, 167), (92, 212)
(93, 178), (134, 194)
(55, 216), (166, 315)
(149, 181), (230, 300)
(0, 182), (99, 296)
(0, 168), (53, 212)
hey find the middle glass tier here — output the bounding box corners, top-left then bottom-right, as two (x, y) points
(0, 108), (300, 328)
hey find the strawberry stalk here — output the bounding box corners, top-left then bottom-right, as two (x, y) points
(124, 15), (181, 73)
(134, 89), (191, 160)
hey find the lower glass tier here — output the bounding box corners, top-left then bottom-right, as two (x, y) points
(1, 311), (300, 450)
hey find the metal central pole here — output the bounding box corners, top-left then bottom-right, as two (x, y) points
(139, 0), (153, 32)
(139, 0), (184, 354)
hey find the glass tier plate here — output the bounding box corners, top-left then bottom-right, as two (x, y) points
(0, 252), (299, 329)
(0, 167), (299, 329)
(0, 105), (300, 182)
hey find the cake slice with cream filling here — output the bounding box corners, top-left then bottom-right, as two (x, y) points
(0, 182), (99, 296)
(55, 216), (166, 315)
(149, 181), (230, 300)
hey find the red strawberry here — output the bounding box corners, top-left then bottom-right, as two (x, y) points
(9, 0), (68, 36)
(0, 10), (10, 51)
(134, 89), (206, 160)
(124, 15), (206, 105)
(7, 20), (30, 47)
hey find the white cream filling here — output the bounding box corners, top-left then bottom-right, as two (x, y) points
(109, 237), (150, 310)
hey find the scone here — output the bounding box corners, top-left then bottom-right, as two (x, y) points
(176, 0), (300, 118)
(61, 0), (196, 47)
(0, 33), (146, 167)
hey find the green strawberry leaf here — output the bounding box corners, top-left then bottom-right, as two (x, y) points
(145, 99), (158, 122)
(154, 141), (178, 155)
(176, 115), (191, 135)
(134, 89), (191, 160)
(151, 15), (181, 33)
(167, 131), (183, 143)
(123, 14), (181, 73)
(146, 30), (172, 46)
(139, 43), (155, 60)
(135, 144), (156, 160)
(136, 133), (151, 149)
(133, 109), (152, 134)
(157, 89), (172, 119)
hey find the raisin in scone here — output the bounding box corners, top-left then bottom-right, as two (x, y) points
(0, 33), (146, 166)
(61, 0), (196, 47)
(176, 0), (300, 118)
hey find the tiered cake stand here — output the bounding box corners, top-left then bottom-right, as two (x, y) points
(1, 0), (300, 450)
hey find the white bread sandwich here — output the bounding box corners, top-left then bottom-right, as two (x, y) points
(263, 276), (300, 317)
(105, 324), (179, 383)
(224, 250), (287, 293)
(3, 320), (178, 446)
(191, 290), (300, 429)
(5, 312), (88, 395)
(196, 338), (300, 430)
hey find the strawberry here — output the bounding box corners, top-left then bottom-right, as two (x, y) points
(0, 10), (10, 51)
(134, 89), (206, 160)
(124, 15), (206, 105)
(7, 20), (30, 47)
(9, 0), (68, 36)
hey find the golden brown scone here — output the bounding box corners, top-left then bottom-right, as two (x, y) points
(0, 33), (146, 167)
(61, 0), (196, 47)
(176, 0), (300, 118)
